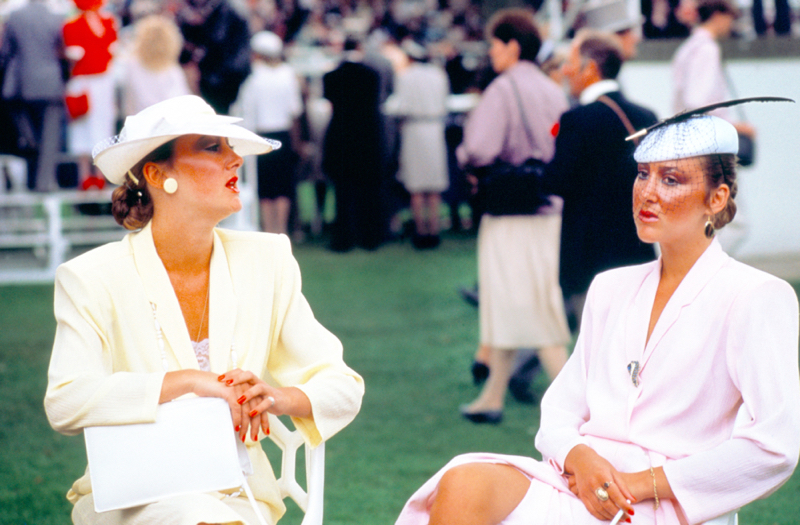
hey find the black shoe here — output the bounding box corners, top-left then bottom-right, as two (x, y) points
(471, 360), (489, 385)
(460, 406), (503, 424)
(508, 353), (540, 404)
(459, 285), (479, 307)
(508, 375), (537, 404)
(413, 234), (441, 250)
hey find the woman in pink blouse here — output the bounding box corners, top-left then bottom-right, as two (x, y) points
(396, 113), (800, 525)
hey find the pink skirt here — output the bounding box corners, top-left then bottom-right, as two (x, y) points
(394, 453), (684, 525)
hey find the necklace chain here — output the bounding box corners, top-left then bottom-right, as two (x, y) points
(195, 285), (209, 342)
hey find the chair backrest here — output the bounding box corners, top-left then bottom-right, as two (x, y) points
(266, 414), (325, 525)
(703, 510), (739, 525)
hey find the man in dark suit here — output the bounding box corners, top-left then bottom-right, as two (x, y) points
(0, 0), (65, 191)
(322, 38), (386, 252)
(177, 0), (251, 115)
(544, 31), (658, 326)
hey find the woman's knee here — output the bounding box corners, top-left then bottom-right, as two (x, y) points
(432, 463), (531, 524)
(437, 464), (486, 498)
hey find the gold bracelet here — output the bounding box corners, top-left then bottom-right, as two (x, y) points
(650, 466), (660, 510)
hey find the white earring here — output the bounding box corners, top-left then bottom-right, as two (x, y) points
(163, 178), (178, 194)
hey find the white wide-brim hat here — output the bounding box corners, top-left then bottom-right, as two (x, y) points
(93, 95), (280, 185)
(634, 115), (738, 163)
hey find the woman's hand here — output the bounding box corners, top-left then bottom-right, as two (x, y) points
(563, 445), (636, 522)
(161, 369), (256, 439)
(216, 372), (267, 442)
(218, 369), (313, 441)
(617, 467), (674, 509)
(466, 173), (479, 195)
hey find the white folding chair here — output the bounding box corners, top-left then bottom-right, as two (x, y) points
(266, 414), (325, 525)
(704, 511), (738, 525)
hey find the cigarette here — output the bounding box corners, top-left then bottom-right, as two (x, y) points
(610, 500), (631, 525)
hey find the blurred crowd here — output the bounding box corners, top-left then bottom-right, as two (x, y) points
(0, 0), (794, 245)
(0, 0), (790, 417)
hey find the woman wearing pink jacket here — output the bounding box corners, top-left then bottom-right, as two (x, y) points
(396, 113), (800, 525)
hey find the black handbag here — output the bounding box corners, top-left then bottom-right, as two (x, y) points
(474, 76), (551, 216)
(737, 132), (755, 166)
(476, 158), (550, 216)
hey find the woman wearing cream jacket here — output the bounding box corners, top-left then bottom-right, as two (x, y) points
(44, 95), (365, 525)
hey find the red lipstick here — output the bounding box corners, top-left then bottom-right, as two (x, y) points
(226, 176), (239, 193)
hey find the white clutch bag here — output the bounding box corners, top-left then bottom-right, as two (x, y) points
(84, 396), (264, 522)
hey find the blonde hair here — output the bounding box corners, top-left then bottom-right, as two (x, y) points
(133, 15), (183, 71)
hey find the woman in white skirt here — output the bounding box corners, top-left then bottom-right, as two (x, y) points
(387, 39), (450, 249)
(455, 9), (571, 423)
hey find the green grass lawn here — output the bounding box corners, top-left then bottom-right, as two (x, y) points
(1, 234), (798, 525)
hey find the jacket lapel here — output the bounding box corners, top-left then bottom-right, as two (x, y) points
(208, 230), (238, 373)
(625, 261), (660, 366)
(131, 222), (198, 371)
(640, 239), (728, 367)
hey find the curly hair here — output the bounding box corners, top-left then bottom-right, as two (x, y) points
(133, 15), (183, 71)
(111, 140), (175, 230)
(702, 154), (738, 229)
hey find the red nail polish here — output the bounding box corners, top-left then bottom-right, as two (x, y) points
(237, 395), (246, 404)
(629, 509), (635, 516)
(234, 425), (240, 432)
(226, 379), (234, 385)
(241, 433), (246, 442)
(625, 518), (631, 523)
(266, 427), (270, 436)
(218, 374), (225, 381)
(249, 410), (258, 418)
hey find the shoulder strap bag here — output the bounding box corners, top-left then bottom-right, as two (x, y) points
(597, 94), (639, 145)
(476, 74), (551, 216)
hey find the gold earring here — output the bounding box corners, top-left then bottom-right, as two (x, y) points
(163, 178), (178, 194)
(704, 216), (715, 238)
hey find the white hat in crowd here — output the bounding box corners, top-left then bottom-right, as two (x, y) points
(250, 31), (283, 58)
(93, 95), (280, 185)
(581, 0), (644, 33)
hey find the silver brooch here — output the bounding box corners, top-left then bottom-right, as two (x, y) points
(627, 361), (640, 387)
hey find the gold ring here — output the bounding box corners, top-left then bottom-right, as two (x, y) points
(595, 487), (609, 502)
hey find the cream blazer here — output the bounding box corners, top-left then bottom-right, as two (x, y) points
(44, 222), (365, 521)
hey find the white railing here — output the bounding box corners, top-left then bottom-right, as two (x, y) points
(0, 189), (124, 282)
(0, 156), (259, 284)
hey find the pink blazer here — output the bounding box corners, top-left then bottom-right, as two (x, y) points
(536, 239), (800, 524)
(396, 241), (799, 525)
